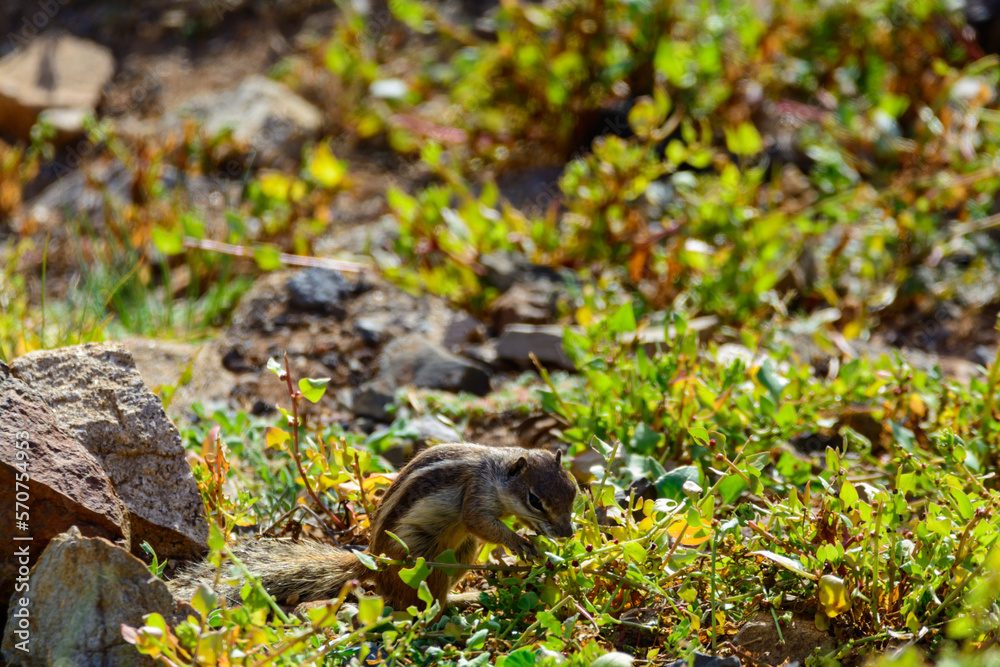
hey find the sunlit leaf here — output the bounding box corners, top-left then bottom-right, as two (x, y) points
(667, 519), (713, 546)
(398, 557), (431, 589)
(152, 226), (183, 255)
(307, 143), (347, 188)
(358, 595), (384, 624)
(298, 377), (330, 403)
(818, 574), (852, 617)
(751, 550), (817, 580)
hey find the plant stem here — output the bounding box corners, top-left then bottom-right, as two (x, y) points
(282, 353), (347, 531)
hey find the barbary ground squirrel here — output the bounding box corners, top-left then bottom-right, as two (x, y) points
(168, 443), (578, 612)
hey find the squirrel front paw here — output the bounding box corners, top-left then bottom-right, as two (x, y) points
(512, 537), (540, 561)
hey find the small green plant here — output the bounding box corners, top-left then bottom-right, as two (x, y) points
(141, 541), (168, 579)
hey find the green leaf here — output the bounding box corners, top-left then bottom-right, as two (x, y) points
(717, 474), (748, 505)
(207, 523), (226, 551)
(498, 647), (541, 667)
(897, 472), (916, 495)
(387, 186), (418, 223)
(252, 244), (282, 271)
(592, 652), (635, 667)
(389, 0), (428, 31)
(421, 141), (443, 168)
(890, 422), (916, 452)
(839, 481), (858, 508)
(724, 122), (764, 156)
(949, 487), (973, 522)
(307, 143), (346, 188)
(654, 39), (691, 85)
(298, 377), (330, 403)
(357, 595), (384, 624)
(516, 591), (540, 611)
(653, 466), (700, 501)
(756, 360), (788, 404)
(621, 542), (647, 564)
(775, 402), (797, 429)
(947, 614), (975, 639)
(398, 557), (431, 589)
(417, 580), (434, 607)
(434, 549), (459, 565)
(629, 423), (662, 455)
(628, 96), (666, 138)
(384, 531), (410, 556)
(355, 551), (379, 571)
(142, 612), (168, 634)
(687, 426), (710, 446)
(826, 447), (841, 474)
(608, 302), (637, 334)
(467, 628), (490, 650)
(591, 437), (614, 461)
(152, 226), (183, 255)
(191, 584), (217, 617)
(180, 212), (205, 239)
(751, 550), (817, 580)
(306, 603), (340, 628)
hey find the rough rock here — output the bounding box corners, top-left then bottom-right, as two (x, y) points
(349, 379), (396, 422)
(408, 414), (463, 444)
(1, 527), (192, 667)
(167, 75), (322, 168)
(217, 268), (467, 417)
(314, 215), (399, 257)
(0, 362), (130, 629)
(443, 312), (487, 349)
(287, 267), (352, 317)
(480, 251), (561, 293)
(10, 343), (208, 559)
(354, 314), (392, 345)
(0, 33), (115, 141)
(489, 282), (558, 333)
(348, 333), (492, 422)
(381, 334), (492, 396)
(496, 324), (575, 371)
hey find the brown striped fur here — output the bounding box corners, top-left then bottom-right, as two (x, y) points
(168, 443), (578, 612)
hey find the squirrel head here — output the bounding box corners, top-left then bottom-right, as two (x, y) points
(505, 449), (578, 539)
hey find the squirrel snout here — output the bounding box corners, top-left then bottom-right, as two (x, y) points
(553, 521), (576, 539)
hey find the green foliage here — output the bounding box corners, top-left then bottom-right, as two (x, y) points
(538, 305), (1000, 659)
(4, 0), (1000, 663)
(337, 0), (1000, 327)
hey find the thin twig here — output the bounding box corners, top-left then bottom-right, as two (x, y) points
(183, 236), (369, 273)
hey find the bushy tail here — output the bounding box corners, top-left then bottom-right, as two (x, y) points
(168, 538), (371, 606)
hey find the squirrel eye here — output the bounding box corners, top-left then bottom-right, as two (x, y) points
(527, 492), (544, 512)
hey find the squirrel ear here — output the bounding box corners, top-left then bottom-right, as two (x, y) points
(508, 456), (527, 477)
(554, 450), (562, 465)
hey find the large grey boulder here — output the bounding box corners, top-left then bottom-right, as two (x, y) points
(0, 362), (130, 630)
(10, 343), (208, 560)
(166, 75), (322, 168)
